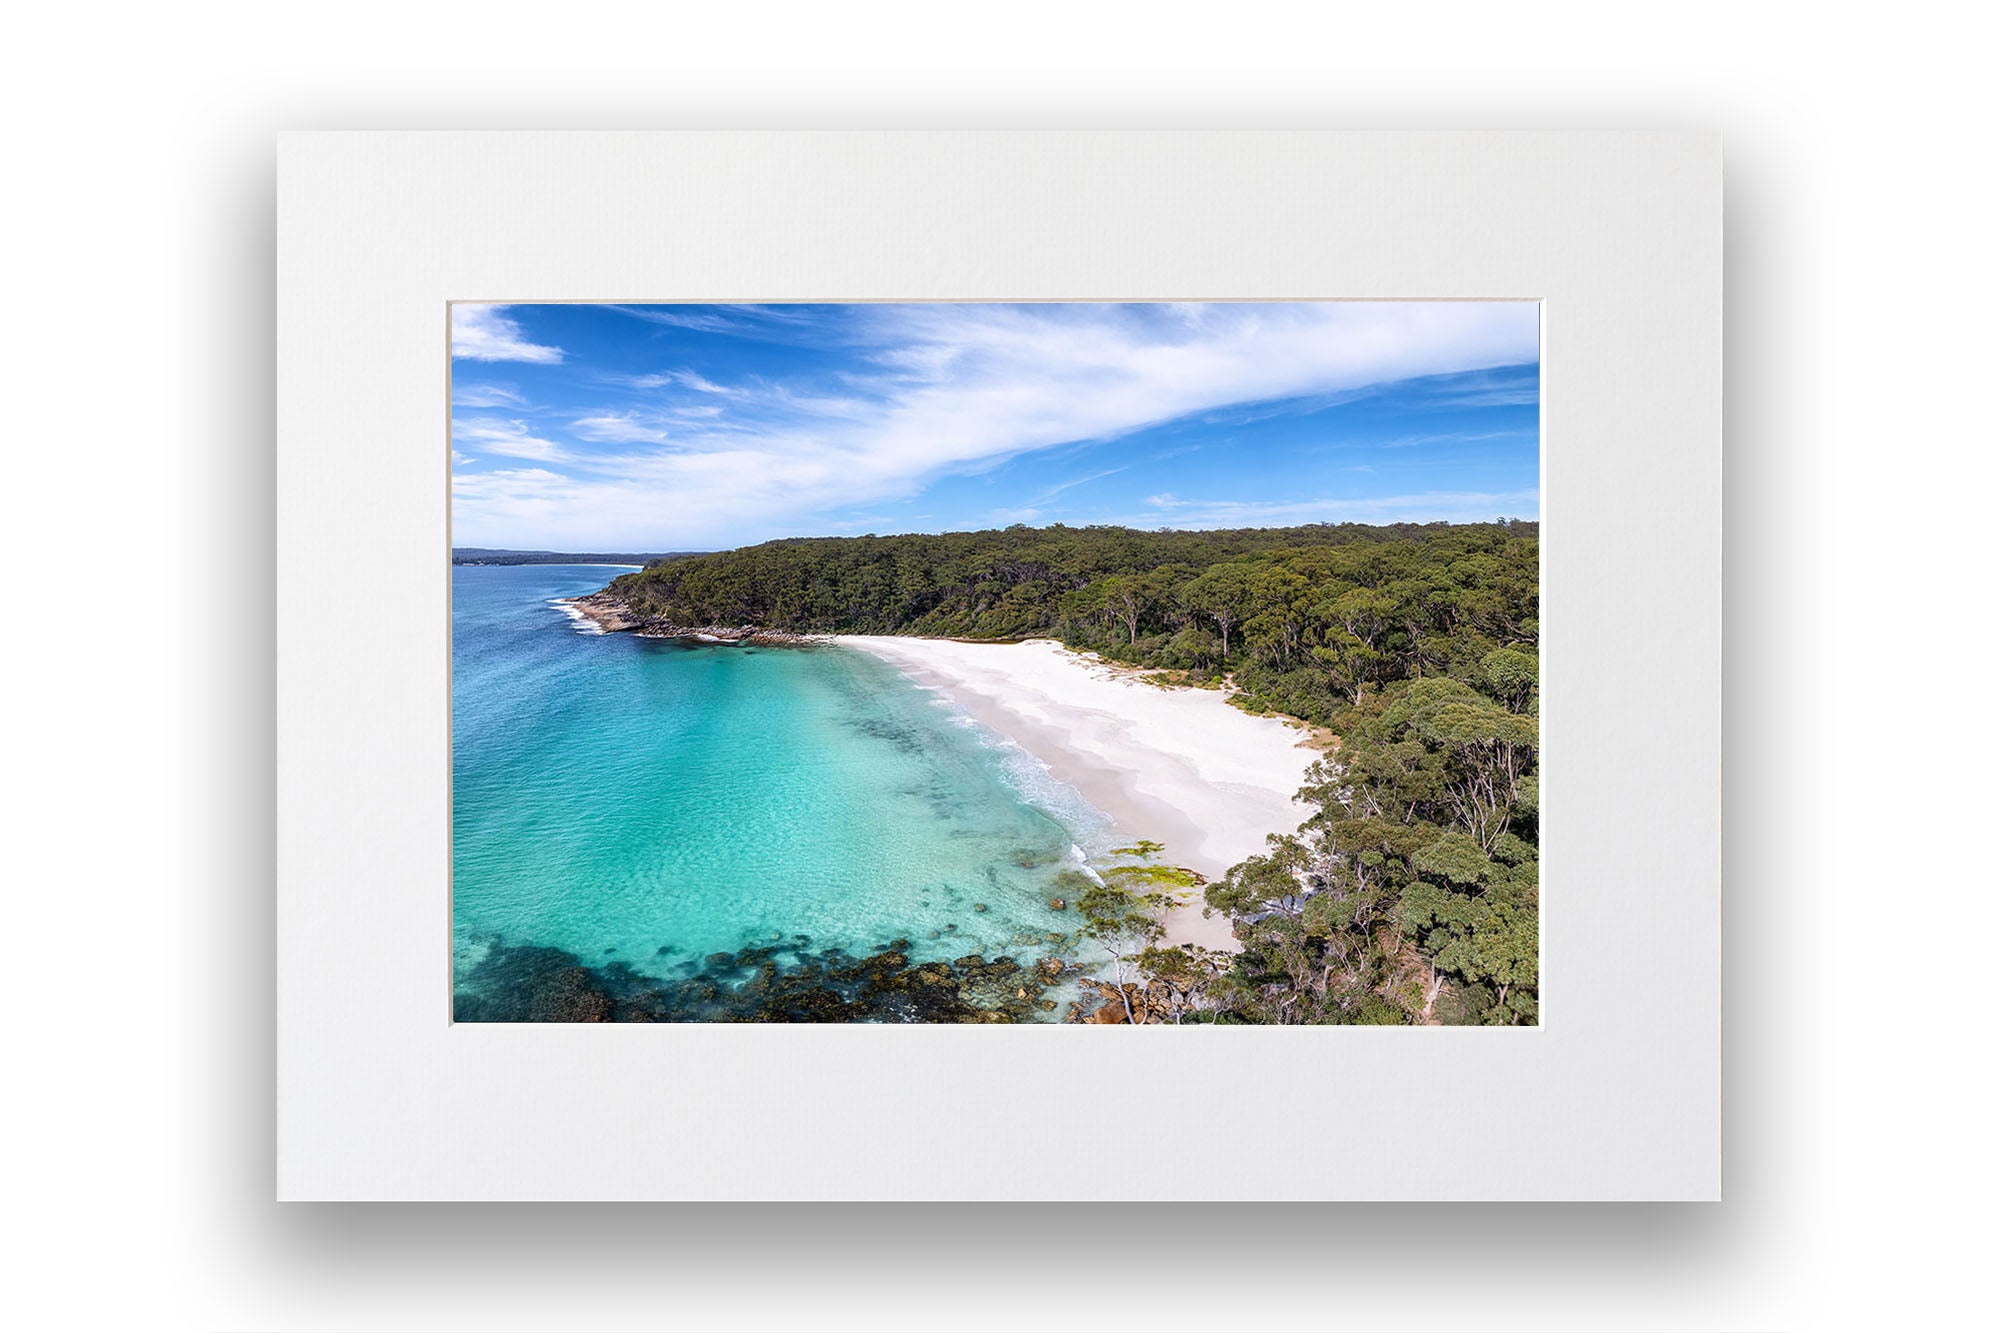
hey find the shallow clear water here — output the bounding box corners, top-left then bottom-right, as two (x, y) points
(451, 565), (1107, 1010)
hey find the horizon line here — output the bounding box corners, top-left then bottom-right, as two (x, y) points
(452, 514), (1540, 556)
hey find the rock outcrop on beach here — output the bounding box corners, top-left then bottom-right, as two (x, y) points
(1064, 974), (1223, 1025)
(561, 592), (644, 633)
(560, 593), (815, 645)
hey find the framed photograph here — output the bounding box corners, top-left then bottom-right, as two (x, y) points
(448, 298), (1541, 1029)
(278, 131), (1720, 1199)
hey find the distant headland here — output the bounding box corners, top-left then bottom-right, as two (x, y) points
(451, 547), (700, 567)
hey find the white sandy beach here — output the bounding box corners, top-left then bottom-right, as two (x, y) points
(838, 637), (1325, 952)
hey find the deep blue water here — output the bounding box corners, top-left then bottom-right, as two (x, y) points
(451, 565), (1105, 1013)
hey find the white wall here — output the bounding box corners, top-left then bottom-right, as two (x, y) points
(6, 3), (1986, 1329)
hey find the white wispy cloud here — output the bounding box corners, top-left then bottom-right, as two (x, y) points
(451, 302), (1538, 548)
(570, 412), (672, 444)
(612, 302), (824, 334)
(451, 417), (566, 461)
(451, 305), (564, 363)
(597, 374), (734, 417)
(1420, 376), (1540, 409)
(453, 467), (577, 519)
(667, 369), (739, 395)
(451, 382), (528, 408)
(1115, 488), (1541, 530)
(616, 307), (738, 332)
(1378, 429), (1528, 449)
(1024, 466), (1127, 506)
(611, 305), (822, 337)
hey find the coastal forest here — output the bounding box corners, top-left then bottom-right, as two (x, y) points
(601, 520), (1540, 1026)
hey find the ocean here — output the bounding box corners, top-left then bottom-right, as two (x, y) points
(451, 564), (1109, 1020)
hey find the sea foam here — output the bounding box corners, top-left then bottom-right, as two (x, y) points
(548, 597), (607, 634)
(953, 707), (1114, 854)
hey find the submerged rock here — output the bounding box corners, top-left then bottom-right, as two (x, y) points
(456, 930), (1071, 1025)
(452, 945), (615, 1022)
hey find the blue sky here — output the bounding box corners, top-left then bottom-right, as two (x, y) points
(450, 302), (1539, 551)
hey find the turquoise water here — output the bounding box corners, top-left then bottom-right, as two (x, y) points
(451, 565), (1107, 1013)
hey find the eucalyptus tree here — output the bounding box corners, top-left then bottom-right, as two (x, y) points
(1184, 563), (1257, 660)
(1076, 841), (1202, 1024)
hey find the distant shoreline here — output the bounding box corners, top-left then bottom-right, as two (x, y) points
(455, 559), (651, 568)
(452, 548), (694, 567)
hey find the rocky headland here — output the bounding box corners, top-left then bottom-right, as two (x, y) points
(559, 592), (819, 645)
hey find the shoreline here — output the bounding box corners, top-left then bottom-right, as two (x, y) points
(554, 590), (1326, 955)
(838, 635), (1325, 953)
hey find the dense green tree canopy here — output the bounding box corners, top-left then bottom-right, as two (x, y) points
(600, 518), (1540, 1024)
